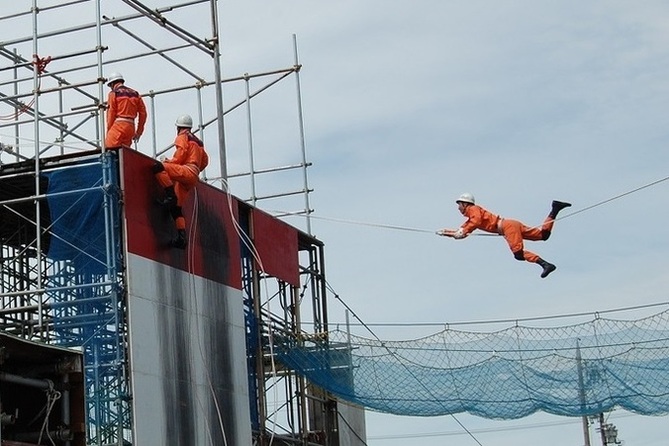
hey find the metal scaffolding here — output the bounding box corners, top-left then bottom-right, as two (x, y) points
(0, 1), (324, 445)
(239, 207), (339, 445)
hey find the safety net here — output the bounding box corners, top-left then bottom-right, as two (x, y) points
(275, 309), (669, 419)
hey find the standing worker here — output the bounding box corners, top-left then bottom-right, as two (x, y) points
(438, 193), (571, 278)
(105, 72), (147, 149)
(152, 114), (209, 249)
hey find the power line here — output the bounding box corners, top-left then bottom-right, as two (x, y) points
(366, 411), (643, 441)
(367, 417), (582, 440)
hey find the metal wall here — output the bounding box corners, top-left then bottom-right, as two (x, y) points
(121, 147), (251, 444)
(126, 254), (251, 445)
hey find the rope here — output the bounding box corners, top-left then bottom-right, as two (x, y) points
(0, 54), (51, 121)
(33, 54), (52, 74)
(37, 388), (61, 446)
(324, 280), (485, 446)
(555, 174), (669, 222)
(270, 173), (669, 237)
(268, 210), (434, 234)
(186, 188), (227, 446)
(219, 178), (281, 446)
(332, 300), (669, 328)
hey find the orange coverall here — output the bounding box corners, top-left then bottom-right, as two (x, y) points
(105, 85), (147, 149)
(154, 129), (209, 230)
(458, 204), (555, 263)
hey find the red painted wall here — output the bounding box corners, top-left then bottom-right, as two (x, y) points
(121, 148), (242, 289)
(252, 208), (299, 287)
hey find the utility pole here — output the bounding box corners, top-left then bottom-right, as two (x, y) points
(576, 341), (591, 446)
(598, 413), (622, 445)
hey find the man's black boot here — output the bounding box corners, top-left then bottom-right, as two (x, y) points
(170, 229), (187, 249)
(537, 258), (556, 278)
(157, 186), (177, 207)
(550, 200), (572, 218)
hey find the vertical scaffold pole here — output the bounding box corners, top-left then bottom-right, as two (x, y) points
(209, 0), (228, 188)
(576, 341), (592, 446)
(292, 34), (312, 235)
(31, 0), (44, 331)
(95, 0), (105, 152)
(244, 75), (257, 206)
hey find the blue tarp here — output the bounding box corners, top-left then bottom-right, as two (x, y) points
(45, 155), (119, 275)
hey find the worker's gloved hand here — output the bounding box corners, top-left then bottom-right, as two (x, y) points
(159, 155), (167, 162)
(452, 228), (466, 239)
(437, 229), (458, 238)
(133, 133), (142, 144)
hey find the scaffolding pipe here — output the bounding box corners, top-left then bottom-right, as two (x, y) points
(62, 373), (72, 446)
(0, 47), (103, 74)
(0, 1), (205, 48)
(292, 35), (312, 235)
(31, 0), (45, 331)
(11, 49), (21, 164)
(0, 0), (90, 23)
(0, 48), (103, 102)
(109, 21), (203, 81)
(0, 372), (52, 390)
(209, 0), (228, 187)
(0, 3), (320, 444)
(120, 0), (214, 54)
(0, 106), (99, 131)
(149, 93), (157, 157)
(196, 82), (205, 147)
(244, 74), (257, 206)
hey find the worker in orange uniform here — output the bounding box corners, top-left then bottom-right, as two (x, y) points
(105, 72), (147, 149)
(438, 193), (571, 278)
(152, 114), (209, 249)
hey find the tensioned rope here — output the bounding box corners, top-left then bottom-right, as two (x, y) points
(270, 173), (669, 236)
(268, 174), (669, 425)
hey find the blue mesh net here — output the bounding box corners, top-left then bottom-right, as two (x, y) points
(276, 310), (669, 419)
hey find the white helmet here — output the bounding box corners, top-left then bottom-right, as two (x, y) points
(456, 192), (475, 204)
(106, 72), (124, 86)
(175, 114), (193, 128)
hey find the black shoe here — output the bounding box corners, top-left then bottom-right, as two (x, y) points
(156, 195), (176, 207)
(551, 200), (572, 217)
(539, 260), (556, 278)
(157, 185), (177, 207)
(170, 230), (187, 249)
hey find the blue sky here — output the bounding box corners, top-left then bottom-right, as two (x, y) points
(2, 1), (669, 444)
(220, 1), (669, 323)
(217, 2), (669, 445)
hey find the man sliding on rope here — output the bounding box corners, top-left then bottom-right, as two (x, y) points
(437, 193), (571, 278)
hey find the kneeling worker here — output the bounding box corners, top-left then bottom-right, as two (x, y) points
(152, 114), (209, 249)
